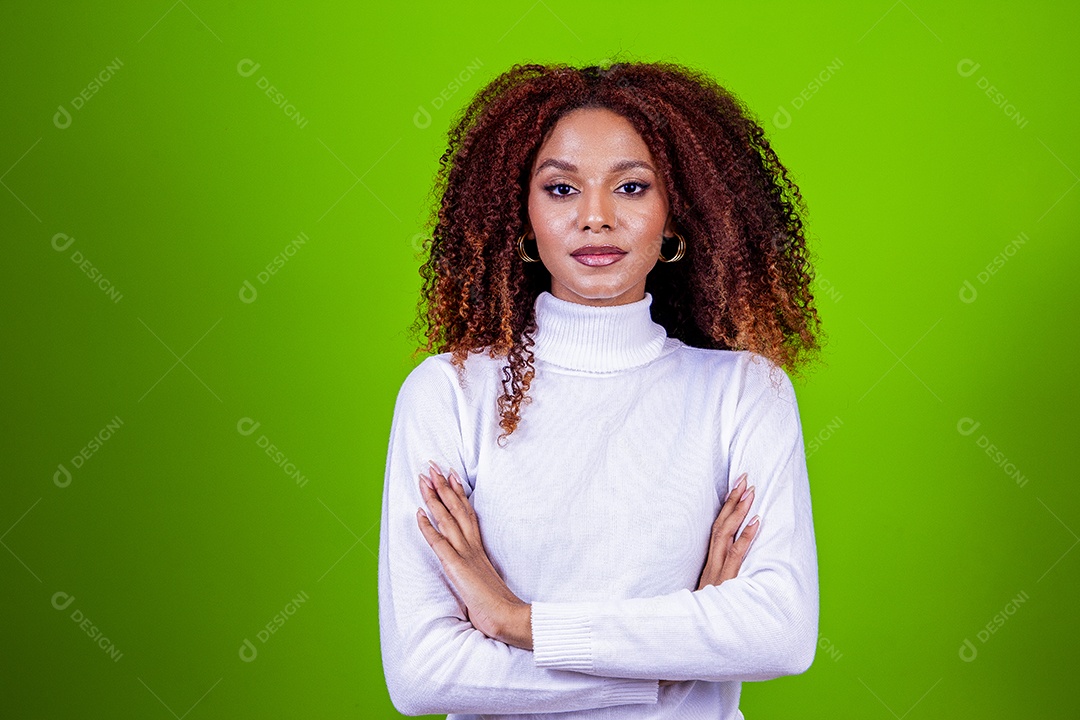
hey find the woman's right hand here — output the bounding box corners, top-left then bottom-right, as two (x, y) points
(696, 472), (760, 590)
(659, 472), (761, 688)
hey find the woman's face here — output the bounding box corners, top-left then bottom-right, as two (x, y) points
(526, 106), (675, 307)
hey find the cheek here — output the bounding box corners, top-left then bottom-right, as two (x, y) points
(528, 196), (563, 233)
(632, 198), (670, 232)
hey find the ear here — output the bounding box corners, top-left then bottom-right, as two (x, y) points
(663, 213), (677, 237)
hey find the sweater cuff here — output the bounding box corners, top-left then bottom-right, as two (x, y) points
(531, 601), (659, 705)
(531, 600), (596, 670)
(602, 677), (660, 706)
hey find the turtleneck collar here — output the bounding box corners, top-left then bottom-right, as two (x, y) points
(528, 290), (669, 373)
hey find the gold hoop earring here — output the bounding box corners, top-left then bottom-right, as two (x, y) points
(517, 232), (540, 263)
(658, 231), (686, 263)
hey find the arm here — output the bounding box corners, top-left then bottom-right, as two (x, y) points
(378, 357), (660, 716)
(529, 352), (820, 682)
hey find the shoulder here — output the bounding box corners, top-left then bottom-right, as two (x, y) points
(395, 350), (501, 409)
(670, 344), (786, 387)
(672, 345), (795, 406)
(391, 354), (459, 414)
(732, 351), (799, 420)
(397, 353), (448, 392)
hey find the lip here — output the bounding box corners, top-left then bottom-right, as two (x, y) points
(571, 244), (626, 256)
(573, 252), (626, 267)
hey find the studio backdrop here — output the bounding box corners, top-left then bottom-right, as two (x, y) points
(2, 2), (1077, 718)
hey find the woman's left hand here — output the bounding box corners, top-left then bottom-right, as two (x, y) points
(416, 461), (532, 649)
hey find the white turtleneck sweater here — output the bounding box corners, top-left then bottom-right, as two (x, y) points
(378, 290), (819, 719)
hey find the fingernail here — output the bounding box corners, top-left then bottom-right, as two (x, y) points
(419, 473), (433, 489)
(747, 515), (760, 527)
(730, 473), (747, 497)
(740, 484), (755, 502)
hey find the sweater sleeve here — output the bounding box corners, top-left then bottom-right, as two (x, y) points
(378, 356), (661, 716)
(529, 352), (820, 682)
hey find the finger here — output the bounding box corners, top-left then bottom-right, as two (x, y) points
(717, 515), (761, 583)
(428, 465), (482, 543)
(416, 507), (461, 566)
(426, 466), (476, 534)
(711, 484), (755, 546)
(715, 473), (748, 524)
(444, 469), (484, 547)
(419, 474), (468, 548)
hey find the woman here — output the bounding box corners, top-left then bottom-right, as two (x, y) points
(378, 60), (823, 719)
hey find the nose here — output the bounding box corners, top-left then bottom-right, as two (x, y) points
(581, 187), (615, 232)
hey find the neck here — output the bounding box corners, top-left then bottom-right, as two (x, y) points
(528, 291), (668, 373)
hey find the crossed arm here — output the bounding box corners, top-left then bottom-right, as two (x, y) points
(377, 355), (819, 716)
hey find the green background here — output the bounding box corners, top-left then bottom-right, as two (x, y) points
(2, 1), (1077, 717)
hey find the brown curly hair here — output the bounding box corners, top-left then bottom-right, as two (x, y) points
(409, 59), (824, 447)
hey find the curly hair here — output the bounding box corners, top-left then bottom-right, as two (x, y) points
(409, 59), (824, 447)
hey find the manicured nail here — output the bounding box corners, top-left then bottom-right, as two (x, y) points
(730, 473), (747, 497)
(747, 515), (760, 527)
(419, 473), (434, 489)
(740, 485), (755, 502)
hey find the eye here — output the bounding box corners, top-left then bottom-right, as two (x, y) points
(542, 181), (651, 198)
(543, 183), (575, 198)
(619, 181), (650, 196)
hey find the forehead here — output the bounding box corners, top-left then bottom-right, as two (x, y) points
(534, 107), (654, 168)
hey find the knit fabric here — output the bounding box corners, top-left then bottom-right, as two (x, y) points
(378, 290), (819, 718)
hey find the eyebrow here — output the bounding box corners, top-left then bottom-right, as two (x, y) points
(533, 158), (655, 176)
